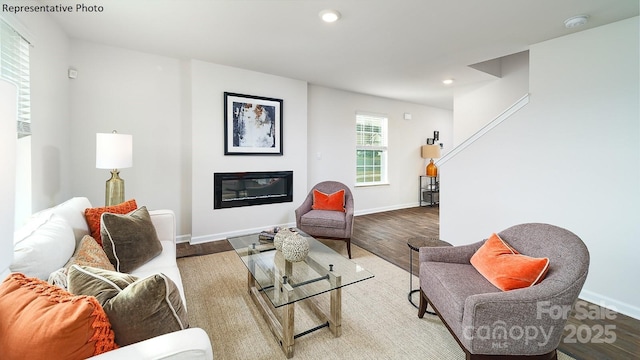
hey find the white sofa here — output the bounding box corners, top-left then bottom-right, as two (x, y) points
(4, 197), (213, 360)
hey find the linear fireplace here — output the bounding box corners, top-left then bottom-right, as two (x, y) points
(214, 171), (293, 209)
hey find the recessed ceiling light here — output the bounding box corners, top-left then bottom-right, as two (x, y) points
(442, 79), (454, 85)
(319, 9), (341, 23)
(564, 15), (589, 29)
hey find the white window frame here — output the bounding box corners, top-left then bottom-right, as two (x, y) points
(0, 17), (31, 138)
(356, 112), (388, 186)
(1, 16), (32, 226)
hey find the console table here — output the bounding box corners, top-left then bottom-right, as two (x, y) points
(419, 175), (439, 207)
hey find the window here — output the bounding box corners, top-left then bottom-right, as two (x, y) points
(356, 113), (388, 185)
(1, 17), (32, 226)
(0, 18), (31, 138)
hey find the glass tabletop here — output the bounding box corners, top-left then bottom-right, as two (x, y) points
(228, 229), (374, 308)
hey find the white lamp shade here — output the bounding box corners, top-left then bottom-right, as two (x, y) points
(96, 133), (133, 169)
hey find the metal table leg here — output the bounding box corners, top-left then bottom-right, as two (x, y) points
(408, 246), (435, 314)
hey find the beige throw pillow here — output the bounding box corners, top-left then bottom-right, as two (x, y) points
(68, 235), (116, 271)
(48, 235), (116, 290)
(67, 265), (189, 346)
(100, 206), (162, 273)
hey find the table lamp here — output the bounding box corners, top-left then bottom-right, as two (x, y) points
(96, 131), (132, 206)
(421, 144), (440, 177)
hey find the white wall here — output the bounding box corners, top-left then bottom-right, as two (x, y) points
(68, 41), (188, 235)
(0, 80), (17, 278)
(13, 13), (70, 216)
(190, 60), (308, 242)
(18, 21), (453, 242)
(440, 17), (640, 318)
(453, 51), (529, 146)
(308, 85), (453, 213)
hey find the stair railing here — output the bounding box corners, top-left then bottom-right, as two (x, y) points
(436, 93), (530, 166)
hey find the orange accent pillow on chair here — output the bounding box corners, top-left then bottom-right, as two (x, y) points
(84, 199), (138, 247)
(312, 189), (346, 212)
(470, 233), (550, 291)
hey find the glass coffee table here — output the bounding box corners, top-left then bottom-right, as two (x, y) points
(228, 229), (374, 358)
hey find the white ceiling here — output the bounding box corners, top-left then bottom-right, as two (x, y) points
(47, 0), (638, 110)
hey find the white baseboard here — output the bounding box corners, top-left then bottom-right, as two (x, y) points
(186, 204), (421, 245)
(189, 221), (296, 245)
(355, 202), (419, 216)
(176, 234), (191, 244)
(579, 289), (640, 320)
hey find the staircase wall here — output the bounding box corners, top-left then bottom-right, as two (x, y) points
(439, 17), (639, 318)
(453, 50), (530, 146)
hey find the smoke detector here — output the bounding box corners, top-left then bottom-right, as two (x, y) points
(564, 15), (589, 29)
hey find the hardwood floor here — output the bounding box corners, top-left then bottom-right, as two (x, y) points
(351, 205), (440, 276)
(177, 206), (639, 360)
(176, 238), (232, 257)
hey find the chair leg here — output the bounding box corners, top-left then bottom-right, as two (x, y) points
(346, 238), (352, 259)
(418, 289), (428, 318)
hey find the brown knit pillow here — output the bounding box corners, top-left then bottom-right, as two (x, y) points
(48, 235), (117, 290)
(67, 235), (116, 271)
(100, 206), (162, 273)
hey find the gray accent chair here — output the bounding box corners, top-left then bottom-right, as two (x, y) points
(419, 223), (589, 360)
(295, 181), (354, 258)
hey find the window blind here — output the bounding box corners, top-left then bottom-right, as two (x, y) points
(0, 18), (30, 138)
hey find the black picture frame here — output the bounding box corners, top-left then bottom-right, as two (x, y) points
(224, 92), (283, 155)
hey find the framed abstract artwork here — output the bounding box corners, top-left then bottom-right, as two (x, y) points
(224, 92), (283, 155)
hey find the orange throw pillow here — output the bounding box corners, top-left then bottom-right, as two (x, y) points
(0, 273), (118, 360)
(84, 199), (137, 246)
(311, 189), (345, 212)
(470, 233), (550, 291)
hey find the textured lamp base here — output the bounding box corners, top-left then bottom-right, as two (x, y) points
(105, 170), (125, 206)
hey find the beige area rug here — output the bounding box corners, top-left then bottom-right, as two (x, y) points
(178, 245), (575, 360)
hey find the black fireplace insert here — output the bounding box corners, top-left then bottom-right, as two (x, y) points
(214, 171), (293, 209)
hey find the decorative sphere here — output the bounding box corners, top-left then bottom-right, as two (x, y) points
(274, 228), (294, 251)
(282, 232), (309, 262)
